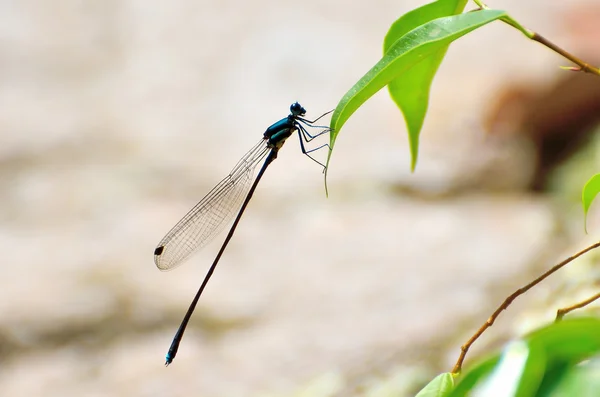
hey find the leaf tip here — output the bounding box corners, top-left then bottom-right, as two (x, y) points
(559, 65), (582, 72)
(410, 146), (419, 172)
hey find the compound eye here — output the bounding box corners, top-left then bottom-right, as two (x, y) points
(290, 102), (302, 113)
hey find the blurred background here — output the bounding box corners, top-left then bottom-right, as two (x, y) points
(1, 0), (600, 396)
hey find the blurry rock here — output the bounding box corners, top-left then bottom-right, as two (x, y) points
(485, 70), (600, 191)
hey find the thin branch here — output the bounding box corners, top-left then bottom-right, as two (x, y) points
(471, 0), (488, 9)
(451, 241), (600, 374)
(531, 33), (600, 75)
(556, 292), (600, 321)
(471, 0), (600, 75)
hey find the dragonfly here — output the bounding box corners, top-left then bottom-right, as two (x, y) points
(154, 102), (331, 365)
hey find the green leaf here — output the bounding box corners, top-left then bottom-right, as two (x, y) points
(326, 9), (507, 171)
(536, 361), (571, 396)
(582, 173), (600, 232)
(449, 356), (500, 396)
(528, 318), (600, 395)
(383, 0), (468, 47)
(525, 317), (600, 365)
(415, 372), (454, 397)
(384, 0), (468, 170)
(463, 341), (542, 397)
(513, 340), (545, 397)
(548, 357), (600, 397)
(451, 318), (600, 396)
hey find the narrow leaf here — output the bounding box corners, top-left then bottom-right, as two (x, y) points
(384, 0), (468, 170)
(326, 9), (507, 170)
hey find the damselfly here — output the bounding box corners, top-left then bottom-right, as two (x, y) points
(155, 102), (331, 365)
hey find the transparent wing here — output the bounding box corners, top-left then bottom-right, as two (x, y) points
(154, 139), (270, 271)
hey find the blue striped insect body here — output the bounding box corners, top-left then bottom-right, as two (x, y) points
(156, 102), (331, 365)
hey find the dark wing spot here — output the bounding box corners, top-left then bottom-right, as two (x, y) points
(154, 246), (165, 256)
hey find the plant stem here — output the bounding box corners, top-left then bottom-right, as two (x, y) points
(471, 1), (600, 75)
(556, 292), (600, 321)
(452, 241), (600, 374)
(531, 33), (600, 75)
(472, 0), (488, 9)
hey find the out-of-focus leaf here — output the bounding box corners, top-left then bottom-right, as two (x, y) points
(582, 173), (600, 232)
(547, 357), (600, 397)
(525, 317), (600, 365)
(512, 339), (545, 397)
(415, 372), (454, 397)
(451, 318), (600, 396)
(448, 356), (499, 396)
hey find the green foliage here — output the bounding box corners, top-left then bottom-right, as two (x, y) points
(322, 1), (600, 395)
(582, 173), (600, 232)
(418, 318), (600, 397)
(384, 0), (468, 170)
(415, 372), (454, 397)
(326, 5), (507, 171)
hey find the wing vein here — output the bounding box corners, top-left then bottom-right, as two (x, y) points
(154, 138), (270, 270)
